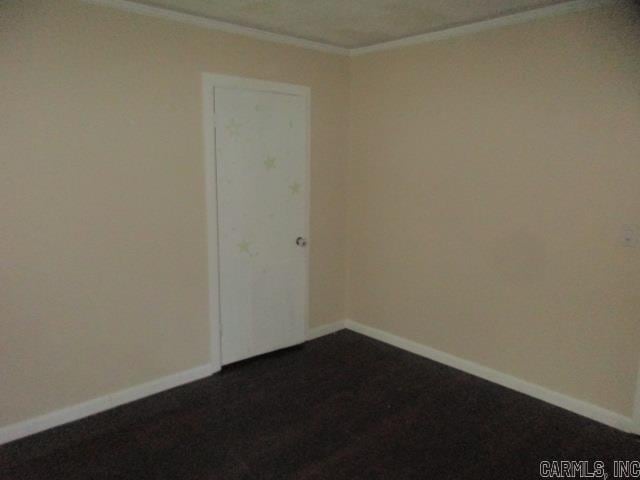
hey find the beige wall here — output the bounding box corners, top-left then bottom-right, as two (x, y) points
(348, 5), (640, 416)
(2, 0), (639, 431)
(0, 0), (349, 426)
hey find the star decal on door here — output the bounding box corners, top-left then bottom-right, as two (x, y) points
(237, 240), (251, 255)
(289, 182), (301, 195)
(225, 118), (242, 137)
(264, 156), (277, 171)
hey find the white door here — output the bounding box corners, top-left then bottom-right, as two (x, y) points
(214, 85), (308, 365)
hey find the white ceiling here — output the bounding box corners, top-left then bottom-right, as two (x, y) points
(131, 0), (575, 48)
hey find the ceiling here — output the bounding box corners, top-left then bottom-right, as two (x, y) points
(131, 0), (575, 48)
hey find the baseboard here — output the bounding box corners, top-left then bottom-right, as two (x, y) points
(344, 319), (635, 433)
(307, 320), (346, 340)
(0, 363), (217, 446)
(1, 321), (343, 446)
(2, 321), (634, 446)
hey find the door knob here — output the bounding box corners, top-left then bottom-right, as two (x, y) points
(296, 237), (307, 247)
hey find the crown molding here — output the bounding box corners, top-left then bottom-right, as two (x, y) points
(81, 0), (615, 58)
(350, 0), (617, 56)
(80, 0), (349, 55)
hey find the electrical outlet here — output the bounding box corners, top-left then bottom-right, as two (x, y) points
(622, 225), (640, 248)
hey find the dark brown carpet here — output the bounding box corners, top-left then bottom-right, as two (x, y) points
(1, 330), (638, 479)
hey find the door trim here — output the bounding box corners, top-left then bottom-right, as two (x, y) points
(202, 73), (311, 370)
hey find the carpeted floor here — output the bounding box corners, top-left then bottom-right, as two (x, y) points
(1, 330), (638, 479)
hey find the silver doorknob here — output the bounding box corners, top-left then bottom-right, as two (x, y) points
(296, 237), (307, 247)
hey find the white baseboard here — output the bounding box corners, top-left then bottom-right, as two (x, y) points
(344, 319), (635, 434)
(1, 321), (342, 446)
(0, 363), (217, 446)
(307, 320), (346, 340)
(2, 320), (634, 446)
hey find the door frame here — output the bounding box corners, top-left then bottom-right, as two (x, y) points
(202, 73), (311, 371)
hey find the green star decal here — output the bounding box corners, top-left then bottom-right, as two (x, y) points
(225, 118), (242, 137)
(264, 156), (277, 171)
(289, 182), (301, 195)
(237, 240), (251, 255)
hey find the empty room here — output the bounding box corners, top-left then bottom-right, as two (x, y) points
(2, 0), (640, 478)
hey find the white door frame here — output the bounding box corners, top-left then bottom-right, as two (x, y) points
(202, 73), (311, 372)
